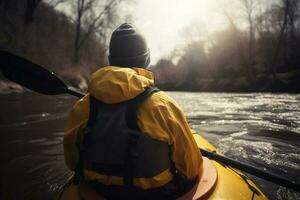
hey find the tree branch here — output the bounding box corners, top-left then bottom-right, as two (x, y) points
(78, 0), (118, 49)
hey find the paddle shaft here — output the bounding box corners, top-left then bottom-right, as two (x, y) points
(200, 149), (300, 192)
(66, 87), (85, 98)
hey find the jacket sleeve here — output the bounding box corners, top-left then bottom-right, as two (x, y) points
(137, 92), (203, 180)
(64, 95), (89, 171)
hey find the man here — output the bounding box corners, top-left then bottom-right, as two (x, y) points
(64, 23), (202, 200)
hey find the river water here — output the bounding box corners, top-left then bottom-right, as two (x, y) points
(0, 92), (299, 199)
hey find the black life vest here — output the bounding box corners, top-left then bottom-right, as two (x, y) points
(75, 87), (172, 185)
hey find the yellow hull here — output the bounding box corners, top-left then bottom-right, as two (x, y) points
(57, 134), (268, 200)
(193, 134), (268, 200)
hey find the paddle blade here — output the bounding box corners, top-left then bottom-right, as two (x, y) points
(0, 51), (68, 95)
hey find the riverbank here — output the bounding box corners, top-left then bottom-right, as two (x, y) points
(0, 80), (24, 94)
(157, 70), (300, 93)
(1, 68), (299, 94)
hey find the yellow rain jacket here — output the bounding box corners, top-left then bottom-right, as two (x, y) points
(64, 66), (202, 189)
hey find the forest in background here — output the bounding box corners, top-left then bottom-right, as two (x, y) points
(0, 0), (126, 91)
(153, 0), (300, 92)
(0, 0), (299, 93)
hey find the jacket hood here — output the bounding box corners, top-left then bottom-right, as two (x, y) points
(88, 66), (154, 104)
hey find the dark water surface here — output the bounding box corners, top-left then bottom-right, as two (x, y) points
(0, 92), (299, 199)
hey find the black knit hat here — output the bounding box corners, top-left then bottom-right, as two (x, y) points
(108, 23), (150, 68)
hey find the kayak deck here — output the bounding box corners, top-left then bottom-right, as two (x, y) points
(193, 134), (267, 200)
(57, 134), (268, 200)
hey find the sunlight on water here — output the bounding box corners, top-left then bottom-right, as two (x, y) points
(0, 92), (299, 199)
(168, 92), (300, 199)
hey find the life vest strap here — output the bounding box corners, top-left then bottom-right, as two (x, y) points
(126, 86), (160, 130)
(74, 87), (160, 185)
(124, 86), (159, 185)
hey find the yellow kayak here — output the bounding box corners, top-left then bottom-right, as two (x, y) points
(57, 134), (268, 200)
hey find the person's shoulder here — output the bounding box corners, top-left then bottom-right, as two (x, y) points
(151, 90), (175, 102)
(65, 94), (89, 132)
(142, 90), (181, 110)
(72, 94), (89, 113)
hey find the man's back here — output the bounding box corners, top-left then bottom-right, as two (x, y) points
(64, 23), (202, 199)
(64, 66), (201, 188)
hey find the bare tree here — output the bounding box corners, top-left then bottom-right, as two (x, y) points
(72, 0), (120, 63)
(0, 0), (10, 17)
(24, 0), (68, 26)
(270, 0), (299, 76)
(49, 0), (67, 8)
(240, 0), (256, 68)
(223, 11), (247, 64)
(24, 0), (43, 27)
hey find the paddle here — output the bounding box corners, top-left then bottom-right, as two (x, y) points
(200, 149), (300, 192)
(0, 51), (84, 98)
(0, 51), (299, 193)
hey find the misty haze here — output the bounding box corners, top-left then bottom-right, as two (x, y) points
(0, 0), (299, 199)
